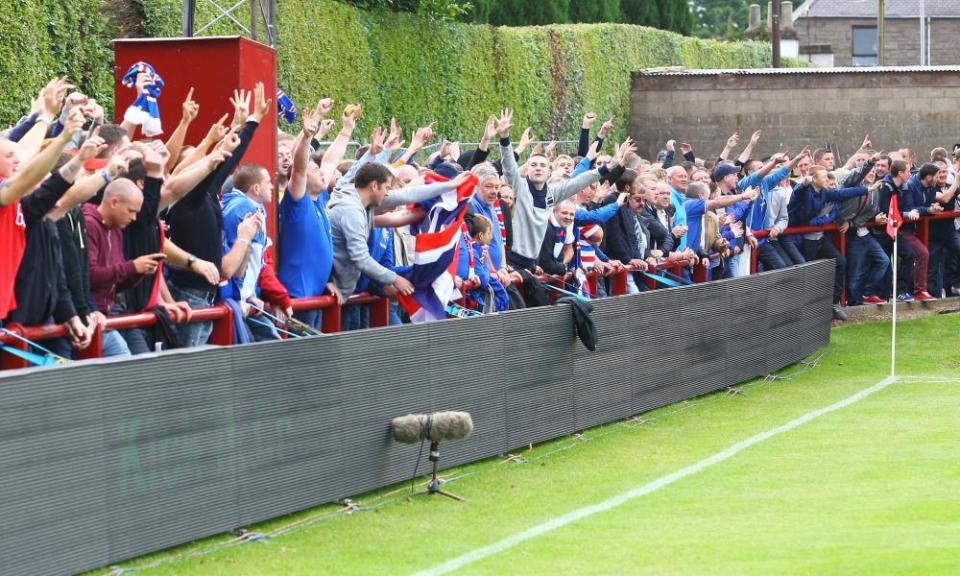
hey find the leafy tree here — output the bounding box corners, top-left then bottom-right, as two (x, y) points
(621, 0), (660, 28)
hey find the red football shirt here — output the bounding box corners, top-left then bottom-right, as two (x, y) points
(0, 199), (27, 320)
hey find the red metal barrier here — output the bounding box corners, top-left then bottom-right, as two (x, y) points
(3, 211), (957, 370)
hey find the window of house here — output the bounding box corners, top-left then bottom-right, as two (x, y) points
(852, 26), (878, 66)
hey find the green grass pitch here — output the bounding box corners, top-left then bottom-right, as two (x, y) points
(97, 313), (960, 575)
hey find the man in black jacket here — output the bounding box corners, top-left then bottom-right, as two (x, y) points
(538, 200), (577, 276)
(603, 181), (655, 295)
(164, 82), (270, 347)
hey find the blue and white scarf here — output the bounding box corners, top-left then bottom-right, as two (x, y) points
(121, 61), (164, 136)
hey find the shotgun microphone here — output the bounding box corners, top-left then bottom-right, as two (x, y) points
(391, 411), (474, 444)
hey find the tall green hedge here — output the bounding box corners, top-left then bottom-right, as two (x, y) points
(0, 0), (795, 143)
(267, 1), (774, 142)
(272, 0), (774, 142)
(0, 0), (112, 126)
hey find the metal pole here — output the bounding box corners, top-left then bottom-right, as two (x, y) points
(182, 0), (196, 37)
(891, 231), (898, 377)
(920, 0), (925, 65)
(249, 0), (258, 42)
(772, 0), (782, 68)
(878, 0), (885, 66)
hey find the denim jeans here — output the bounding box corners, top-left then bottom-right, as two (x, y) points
(341, 304), (369, 331)
(845, 231), (889, 305)
(773, 239), (806, 266)
(388, 302), (403, 326)
(803, 237), (846, 304)
(727, 250), (746, 277)
(102, 329), (132, 357)
(167, 283), (215, 347)
(928, 232), (960, 298)
(294, 308), (321, 331)
(245, 316), (281, 341)
(756, 242), (787, 272)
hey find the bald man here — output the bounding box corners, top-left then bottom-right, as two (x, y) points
(665, 166), (690, 250)
(83, 178), (165, 356)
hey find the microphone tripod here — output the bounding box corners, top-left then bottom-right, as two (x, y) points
(414, 441), (464, 502)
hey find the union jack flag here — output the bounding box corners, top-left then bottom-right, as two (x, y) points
(397, 172), (478, 323)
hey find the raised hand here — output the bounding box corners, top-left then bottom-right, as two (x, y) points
(205, 148), (231, 171)
(517, 127), (533, 152)
(497, 108), (513, 138)
(385, 117), (403, 149)
(43, 76), (74, 118)
(252, 82), (271, 123)
(106, 151), (131, 179)
(302, 99), (327, 136)
(317, 118), (336, 139)
(544, 140), (557, 160)
(206, 113), (230, 143)
(598, 116), (614, 138)
(59, 107), (85, 138)
(483, 115), (498, 141)
(317, 97), (335, 116)
(181, 87), (199, 124)
(586, 139), (602, 161)
(860, 134), (872, 151)
(368, 126), (385, 156)
(220, 127), (242, 154)
(229, 88), (251, 128)
(665, 139), (676, 153)
(680, 142), (693, 155)
(341, 108), (357, 132)
(142, 140), (170, 177)
(582, 112), (597, 129)
(76, 130), (107, 162)
(135, 73), (152, 96)
(750, 130), (762, 145)
(726, 132), (740, 149)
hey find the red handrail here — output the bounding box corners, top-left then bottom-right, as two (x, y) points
(3, 210), (957, 370)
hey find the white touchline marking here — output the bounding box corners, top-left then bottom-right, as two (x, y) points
(413, 375), (898, 576)
(896, 376), (960, 383)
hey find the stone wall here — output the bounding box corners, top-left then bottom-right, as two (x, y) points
(628, 68), (960, 162)
(794, 18), (960, 67)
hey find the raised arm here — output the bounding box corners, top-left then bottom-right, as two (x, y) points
(497, 109), (523, 192)
(160, 148), (229, 211)
(705, 187), (759, 211)
(718, 132), (739, 162)
(17, 78), (72, 161)
(164, 87), (199, 174)
(172, 113), (229, 176)
(289, 99), (335, 202)
(320, 109), (357, 182)
(380, 173), (469, 210)
(737, 130), (761, 164)
(0, 108), (83, 207)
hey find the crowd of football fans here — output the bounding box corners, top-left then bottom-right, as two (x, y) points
(2, 73), (959, 362)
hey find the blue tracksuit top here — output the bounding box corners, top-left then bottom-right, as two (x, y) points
(788, 184), (869, 228)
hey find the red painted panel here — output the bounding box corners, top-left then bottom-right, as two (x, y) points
(113, 36), (278, 239)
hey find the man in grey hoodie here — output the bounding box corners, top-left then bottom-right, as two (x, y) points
(328, 162), (470, 298)
(495, 109), (621, 271)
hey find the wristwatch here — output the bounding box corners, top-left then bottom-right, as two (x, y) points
(186, 255), (197, 267)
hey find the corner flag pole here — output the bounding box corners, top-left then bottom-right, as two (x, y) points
(890, 225), (898, 378)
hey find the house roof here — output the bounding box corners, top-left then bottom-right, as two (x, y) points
(795, 0), (960, 20)
(635, 66), (960, 77)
